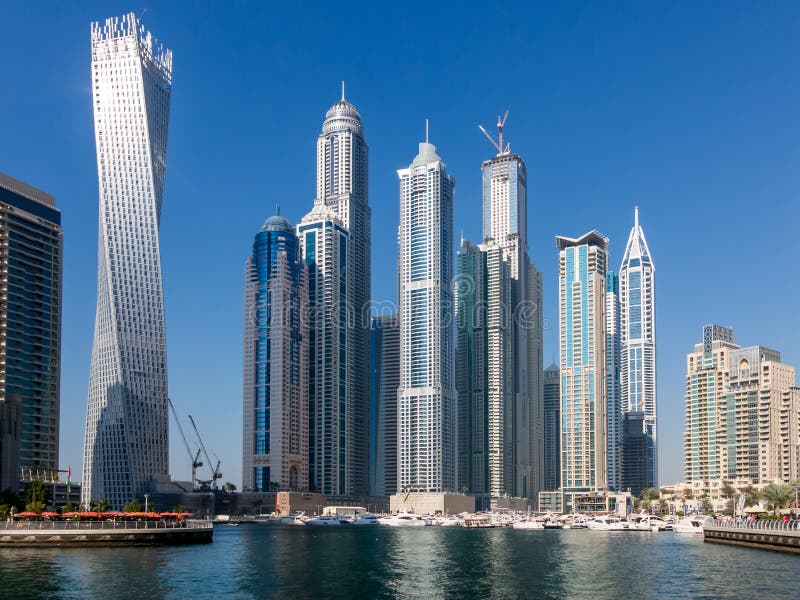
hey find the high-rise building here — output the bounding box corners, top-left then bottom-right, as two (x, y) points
(542, 364), (560, 492)
(455, 117), (543, 507)
(557, 231), (609, 505)
(243, 215), (308, 492)
(298, 203), (351, 495)
(684, 325), (800, 484)
(315, 87), (370, 494)
(456, 239), (514, 508)
(684, 325), (737, 483)
(0, 174), (62, 480)
(83, 13), (172, 509)
(0, 395), (22, 492)
(605, 272), (622, 491)
(397, 137), (456, 494)
(370, 314), (400, 497)
(619, 207), (657, 488)
(621, 411), (650, 496)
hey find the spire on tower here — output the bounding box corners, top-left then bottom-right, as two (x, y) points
(425, 118), (429, 143)
(341, 80), (345, 102)
(634, 205), (639, 229)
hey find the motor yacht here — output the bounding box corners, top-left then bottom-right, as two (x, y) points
(673, 516), (709, 534)
(353, 514), (381, 526)
(304, 515), (341, 526)
(378, 513), (429, 527)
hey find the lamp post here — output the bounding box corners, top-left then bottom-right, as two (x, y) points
(793, 486), (799, 520)
(144, 493), (150, 513)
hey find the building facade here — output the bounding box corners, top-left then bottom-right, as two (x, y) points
(481, 147), (543, 502)
(243, 215), (308, 492)
(619, 207), (657, 489)
(397, 139), (457, 494)
(315, 89), (370, 494)
(370, 314), (400, 497)
(605, 272), (622, 491)
(298, 204), (351, 495)
(83, 13), (172, 509)
(621, 410), (650, 496)
(557, 231), (609, 503)
(542, 364), (560, 492)
(684, 325), (800, 485)
(0, 174), (62, 479)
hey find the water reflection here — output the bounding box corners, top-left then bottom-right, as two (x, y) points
(0, 526), (798, 599)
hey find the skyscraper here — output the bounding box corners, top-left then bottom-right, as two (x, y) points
(605, 272), (622, 491)
(456, 116), (543, 507)
(557, 231), (609, 506)
(83, 13), (172, 509)
(298, 203), (351, 495)
(619, 207), (657, 489)
(243, 214), (308, 492)
(370, 314), (400, 497)
(542, 365), (560, 492)
(456, 239), (514, 508)
(315, 87), (370, 494)
(0, 173), (62, 484)
(397, 136), (456, 494)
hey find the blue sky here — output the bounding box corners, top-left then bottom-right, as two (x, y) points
(1, 1), (798, 488)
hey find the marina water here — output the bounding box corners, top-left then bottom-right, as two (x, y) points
(1, 526), (796, 599)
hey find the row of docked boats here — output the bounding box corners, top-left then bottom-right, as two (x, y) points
(269, 510), (710, 532)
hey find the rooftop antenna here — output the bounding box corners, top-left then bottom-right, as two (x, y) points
(425, 118), (429, 143)
(276, 203), (280, 216)
(341, 80), (345, 102)
(478, 109), (510, 155)
(634, 205), (639, 229)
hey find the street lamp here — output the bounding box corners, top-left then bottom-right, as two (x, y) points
(793, 486), (799, 520)
(144, 493), (150, 513)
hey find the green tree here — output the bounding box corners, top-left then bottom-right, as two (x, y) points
(658, 499), (668, 515)
(223, 482), (237, 493)
(24, 480), (50, 507)
(91, 498), (110, 512)
(25, 500), (46, 514)
(0, 504), (11, 520)
(683, 488), (694, 500)
(641, 488), (661, 502)
(123, 500), (142, 513)
(761, 483), (792, 515)
(700, 497), (713, 513)
(62, 502), (77, 513)
(173, 504), (186, 513)
(720, 483), (736, 499)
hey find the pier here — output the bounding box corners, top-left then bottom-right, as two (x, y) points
(0, 519), (214, 547)
(704, 520), (800, 553)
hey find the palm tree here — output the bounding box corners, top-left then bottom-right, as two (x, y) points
(761, 483), (792, 516)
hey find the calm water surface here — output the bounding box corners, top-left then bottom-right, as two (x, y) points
(0, 526), (796, 599)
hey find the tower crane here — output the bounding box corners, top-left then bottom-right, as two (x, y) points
(168, 398), (203, 492)
(189, 415), (222, 491)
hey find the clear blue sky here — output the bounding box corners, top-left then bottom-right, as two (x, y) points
(1, 1), (798, 488)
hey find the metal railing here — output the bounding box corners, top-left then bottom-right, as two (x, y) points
(0, 519), (212, 532)
(711, 518), (800, 532)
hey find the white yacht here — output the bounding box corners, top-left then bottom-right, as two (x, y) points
(353, 514), (381, 526)
(587, 517), (628, 531)
(305, 515), (342, 526)
(512, 519), (545, 530)
(633, 516), (668, 531)
(279, 512), (306, 525)
(378, 513), (429, 527)
(674, 516), (709, 534)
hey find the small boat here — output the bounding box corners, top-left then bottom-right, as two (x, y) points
(304, 515), (341, 526)
(587, 517), (627, 531)
(225, 522), (240, 527)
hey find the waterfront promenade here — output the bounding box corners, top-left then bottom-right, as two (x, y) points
(704, 518), (800, 553)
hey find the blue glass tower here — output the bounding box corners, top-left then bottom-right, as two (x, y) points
(243, 214), (308, 492)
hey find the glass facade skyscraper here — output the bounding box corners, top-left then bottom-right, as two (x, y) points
(83, 13), (172, 509)
(299, 203), (351, 495)
(557, 231), (609, 503)
(0, 173), (62, 479)
(605, 272), (622, 491)
(370, 314), (400, 497)
(243, 215), (308, 492)
(398, 139), (457, 494)
(315, 89), (370, 495)
(542, 364), (560, 492)
(619, 207), (657, 489)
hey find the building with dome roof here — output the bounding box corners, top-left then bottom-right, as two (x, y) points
(242, 213), (308, 492)
(298, 86), (370, 496)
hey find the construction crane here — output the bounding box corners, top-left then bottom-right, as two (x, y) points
(168, 398), (203, 492)
(189, 414), (222, 491)
(478, 109), (510, 155)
